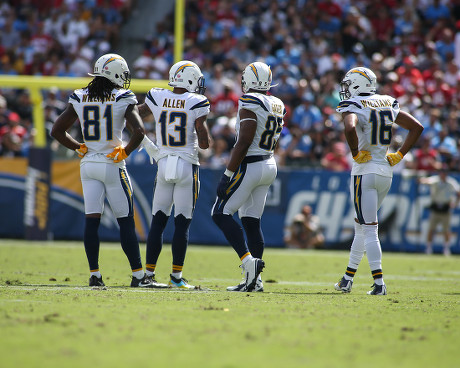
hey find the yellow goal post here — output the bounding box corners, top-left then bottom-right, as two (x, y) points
(0, 76), (170, 148)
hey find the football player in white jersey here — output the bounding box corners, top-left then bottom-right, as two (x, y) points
(334, 67), (423, 295)
(138, 60), (211, 289)
(51, 53), (157, 288)
(212, 62), (285, 292)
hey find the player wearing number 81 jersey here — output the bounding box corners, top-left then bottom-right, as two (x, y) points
(212, 61), (286, 292)
(51, 53), (158, 288)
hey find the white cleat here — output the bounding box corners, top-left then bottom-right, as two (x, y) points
(227, 274), (264, 292)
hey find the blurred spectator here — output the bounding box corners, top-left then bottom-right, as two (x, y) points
(431, 128), (458, 167)
(211, 81), (239, 118)
(284, 205), (324, 249)
(410, 136), (443, 172)
(321, 141), (351, 171)
(280, 126), (311, 167)
(419, 168), (460, 255)
(0, 111), (27, 157)
(290, 94), (322, 133)
(205, 137), (230, 169)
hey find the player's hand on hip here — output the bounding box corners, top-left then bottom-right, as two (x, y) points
(217, 172), (232, 198)
(75, 143), (88, 158)
(353, 150), (372, 164)
(386, 151), (404, 166)
(106, 146), (128, 163)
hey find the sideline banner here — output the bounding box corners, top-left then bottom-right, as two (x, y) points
(0, 155), (459, 253)
(24, 148), (52, 240)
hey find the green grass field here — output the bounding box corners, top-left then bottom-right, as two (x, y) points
(0, 240), (459, 368)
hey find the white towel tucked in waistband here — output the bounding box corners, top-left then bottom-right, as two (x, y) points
(164, 155), (179, 182)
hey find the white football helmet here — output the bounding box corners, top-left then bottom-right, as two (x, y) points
(339, 67), (377, 101)
(241, 62), (276, 93)
(88, 53), (131, 89)
(168, 60), (206, 94)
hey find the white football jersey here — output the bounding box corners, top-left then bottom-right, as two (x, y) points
(237, 92), (285, 156)
(336, 93), (401, 177)
(69, 88), (137, 166)
(144, 88), (210, 165)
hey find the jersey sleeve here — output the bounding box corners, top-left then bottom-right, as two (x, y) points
(68, 90), (82, 105)
(190, 96), (210, 119)
(239, 94), (269, 113)
(116, 89), (138, 105)
(336, 99), (362, 114)
(391, 98), (400, 118)
(144, 88), (162, 113)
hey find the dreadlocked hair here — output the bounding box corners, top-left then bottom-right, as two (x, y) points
(85, 76), (118, 103)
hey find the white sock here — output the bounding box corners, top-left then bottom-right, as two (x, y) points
(348, 222), (365, 269)
(132, 270), (144, 279)
(90, 271), (101, 278)
(146, 270), (155, 277)
(363, 224), (382, 271)
(242, 254), (254, 265)
(171, 272), (182, 279)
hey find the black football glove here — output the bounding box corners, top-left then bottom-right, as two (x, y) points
(217, 173), (231, 198)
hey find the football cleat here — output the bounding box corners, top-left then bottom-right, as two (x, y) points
(145, 274), (169, 288)
(367, 283), (387, 295)
(169, 275), (196, 289)
(334, 276), (353, 293)
(242, 258), (265, 292)
(89, 275), (105, 287)
(131, 274), (158, 288)
(227, 274), (264, 292)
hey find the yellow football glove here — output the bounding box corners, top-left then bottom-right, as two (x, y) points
(353, 150), (372, 164)
(75, 143), (88, 158)
(106, 146), (128, 163)
(386, 151), (404, 166)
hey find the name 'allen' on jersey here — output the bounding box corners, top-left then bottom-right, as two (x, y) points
(162, 98), (186, 109)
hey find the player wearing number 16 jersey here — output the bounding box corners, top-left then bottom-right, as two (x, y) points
(138, 60), (211, 289)
(212, 62), (286, 292)
(333, 67), (423, 295)
(51, 53), (157, 288)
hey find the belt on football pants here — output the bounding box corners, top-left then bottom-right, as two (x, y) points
(242, 154), (273, 164)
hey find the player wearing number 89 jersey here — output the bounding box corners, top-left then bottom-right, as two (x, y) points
(212, 62), (286, 292)
(333, 67), (423, 295)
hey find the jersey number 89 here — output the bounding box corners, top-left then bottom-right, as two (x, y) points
(259, 116), (283, 151)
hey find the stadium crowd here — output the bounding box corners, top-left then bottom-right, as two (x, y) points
(0, 0), (459, 172)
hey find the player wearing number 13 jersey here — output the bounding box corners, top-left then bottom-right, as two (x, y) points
(51, 53), (158, 288)
(137, 60), (211, 289)
(212, 62), (286, 292)
(333, 67), (423, 296)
